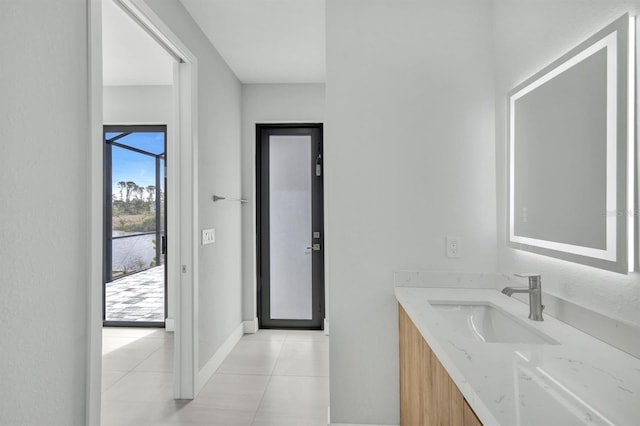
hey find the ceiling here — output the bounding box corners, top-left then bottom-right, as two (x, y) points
(102, 0), (174, 86)
(178, 0), (325, 84)
(102, 0), (326, 86)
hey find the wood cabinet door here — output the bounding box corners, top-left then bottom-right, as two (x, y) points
(463, 401), (483, 426)
(399, 304), (423, 425)
(399, 304), (483, 426)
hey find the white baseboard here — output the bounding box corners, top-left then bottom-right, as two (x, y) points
(243, 317), (258, 334)
(324, 318), (329, 335)
(165, 317), (175, 332)
(195, 323), (243, 393)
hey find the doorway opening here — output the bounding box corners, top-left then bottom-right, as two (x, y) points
(103, 125), (167, 327)
(90, 2), (199, 421)
(256, 124), (325, 330)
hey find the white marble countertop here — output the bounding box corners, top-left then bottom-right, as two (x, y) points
(395, 287), (640, 426)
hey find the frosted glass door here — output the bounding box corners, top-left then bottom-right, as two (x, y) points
(257, 124), (324, 329)
(268, 135), (313, 320)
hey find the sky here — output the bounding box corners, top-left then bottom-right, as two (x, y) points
(107, 131), (165, 201)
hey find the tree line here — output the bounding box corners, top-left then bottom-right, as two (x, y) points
(113, 180), (162, 217)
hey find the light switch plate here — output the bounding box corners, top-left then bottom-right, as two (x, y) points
(202, 228), (215, 245)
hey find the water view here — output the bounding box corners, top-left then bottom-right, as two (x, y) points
(112, 231), (158, 278)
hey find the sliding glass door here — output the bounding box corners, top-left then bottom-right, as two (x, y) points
(103, 125), (167, 326)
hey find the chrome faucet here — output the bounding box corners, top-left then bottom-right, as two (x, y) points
(501, 274), (544, 321)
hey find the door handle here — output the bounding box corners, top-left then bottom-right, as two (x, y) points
(306, 244), (321, 251)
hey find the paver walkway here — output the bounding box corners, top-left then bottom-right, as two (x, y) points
(105, 265), (164, 323)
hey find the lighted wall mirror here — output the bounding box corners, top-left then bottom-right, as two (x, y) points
(508, 14), (635, 274)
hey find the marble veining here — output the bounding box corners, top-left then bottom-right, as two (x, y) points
(449, 340), (473, 362)
(395, 286), (640, 426)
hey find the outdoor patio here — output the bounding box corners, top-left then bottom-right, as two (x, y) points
(105, 265), (165, 323)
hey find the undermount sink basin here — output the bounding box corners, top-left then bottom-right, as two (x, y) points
(429, 301), (559, 345)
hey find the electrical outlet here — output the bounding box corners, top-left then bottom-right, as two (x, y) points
(446, 236), (461, 258)
(202, 228), (215, 245)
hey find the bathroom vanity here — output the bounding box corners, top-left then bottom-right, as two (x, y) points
(396, 280), (640, 426)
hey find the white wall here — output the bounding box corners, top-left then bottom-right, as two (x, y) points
(141, 0), (244, 375)
(0, 1), (90, 424)
(103, 85), (172, 124)
(325, 1), (496, 423)
(494, 2), (640, 330)
(241, 84), (326, 325)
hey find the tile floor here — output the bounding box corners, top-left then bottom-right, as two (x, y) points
(104, 265), (165, 322)
(102, 327), (329, 426)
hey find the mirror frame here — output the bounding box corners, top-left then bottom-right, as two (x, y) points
(507, 14), (634, 274)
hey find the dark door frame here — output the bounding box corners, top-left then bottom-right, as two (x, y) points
(103, 124), (167, 328)
(256, 123), (325, 329)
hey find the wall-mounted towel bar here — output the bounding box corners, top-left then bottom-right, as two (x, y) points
(213, 195), (248, 203)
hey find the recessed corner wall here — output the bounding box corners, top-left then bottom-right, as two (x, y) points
(241, 84), (326, 325)
(325, 0), (496, 423)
